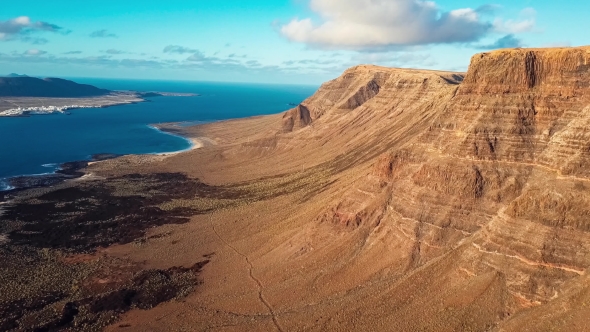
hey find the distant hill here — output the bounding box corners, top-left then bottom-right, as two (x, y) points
(0, 77), (111, 97)
(5, 73), (29, 78)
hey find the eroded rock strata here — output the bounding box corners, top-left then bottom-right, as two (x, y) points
(3, 47), (590, 331)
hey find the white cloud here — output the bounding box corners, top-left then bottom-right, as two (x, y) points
(475, 34), (523, 50)
(280, 0), (493, 50)
(493, 7), (536, 34)
(0, 16), (65, 42)
(24, 49), (46, 56)
(13, 16), (31, 26)
(89, 29), (117, 38)
(105, 49), (125, 55)
(163, 45), (199, 54)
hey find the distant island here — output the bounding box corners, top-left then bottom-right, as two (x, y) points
(0, 76), (110, 97)
(0, 75), (198, 117)
(5, 73), (29, 78)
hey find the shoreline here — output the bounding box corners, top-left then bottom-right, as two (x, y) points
(0, 93), (145, 117)
(0, 91), (199, 117)
(146, 124), (205, 156)
(0, 123), (207, 200)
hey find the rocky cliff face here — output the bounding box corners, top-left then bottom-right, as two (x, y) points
(460, 47), (590, 95)
(272, 47), (590, 330)
(282, 65), (463, 125)
(281, 104), (312, 132)
(429, 48), (590, 170)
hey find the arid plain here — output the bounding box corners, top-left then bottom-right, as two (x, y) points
(3, 46), (590, 331)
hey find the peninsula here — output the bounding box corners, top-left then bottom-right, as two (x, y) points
(0, 76), (198, 116)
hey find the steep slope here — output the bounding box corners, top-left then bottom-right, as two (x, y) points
(305, 47), (590, 329)
(68, 46), (590, 331)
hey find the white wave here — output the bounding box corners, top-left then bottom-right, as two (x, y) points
(0, 181), (14, 191)
(146, 125), (195, 154)
(0, 105), (96, 117)
(42, 163), (59, 168)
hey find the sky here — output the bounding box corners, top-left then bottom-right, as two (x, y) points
(0, 0), (587, 84)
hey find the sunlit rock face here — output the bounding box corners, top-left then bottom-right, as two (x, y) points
(271, 47), (590, 330)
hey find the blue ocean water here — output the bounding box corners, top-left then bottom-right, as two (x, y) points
(0, 79), (317, 188)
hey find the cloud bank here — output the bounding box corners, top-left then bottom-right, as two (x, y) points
(163, 45), (199, 54)
(89, 29), (117, 38)
(105, 49), (125, 55)
(280, 0), (533, 50)
(0, 16), (65, 43)
(476, 34), (522, 50)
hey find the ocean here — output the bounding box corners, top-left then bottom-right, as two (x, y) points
(0, 79), (317, 190)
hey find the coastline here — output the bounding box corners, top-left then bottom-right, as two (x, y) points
(0, 109), (286, 331)
(146, 124), (205, 156)
(0, 93), (146, 117)
(0, 123), (206, 199)
(0, 91), (199, 117)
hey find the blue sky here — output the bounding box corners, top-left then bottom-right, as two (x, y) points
(0, 0), (587, 84)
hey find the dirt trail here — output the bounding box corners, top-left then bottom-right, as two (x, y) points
(210, 218), (284, 332)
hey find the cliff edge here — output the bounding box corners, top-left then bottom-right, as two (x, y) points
(460, 47), (590, 95)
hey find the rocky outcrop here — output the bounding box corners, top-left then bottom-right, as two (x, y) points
(282, 104), (312, 132)
(341, 78), (380, 110)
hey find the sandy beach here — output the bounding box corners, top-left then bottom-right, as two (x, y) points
(152, 138), (204, 156)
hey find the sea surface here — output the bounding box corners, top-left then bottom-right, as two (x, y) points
(0, 79), (317, 190)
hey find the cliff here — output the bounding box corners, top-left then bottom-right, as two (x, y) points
(426, 47), (590, 176)
(460, 47), (590, 95)
(283, 64), (463, 124)
(267, 46), (590, 330)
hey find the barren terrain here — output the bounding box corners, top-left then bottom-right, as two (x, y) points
(3, 47), (590, 331)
